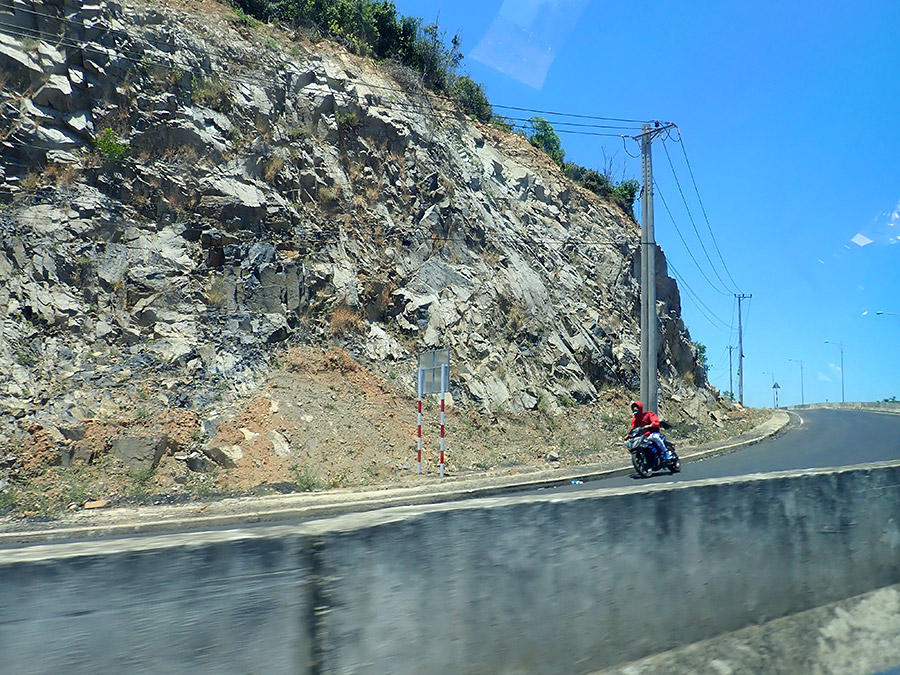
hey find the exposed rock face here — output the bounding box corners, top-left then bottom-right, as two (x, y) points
(0, 0), (715, 440)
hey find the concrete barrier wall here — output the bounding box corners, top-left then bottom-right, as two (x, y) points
(0, 531), (314, 674)
(792, 402), (900, 413)
(3, 462), (900, 674)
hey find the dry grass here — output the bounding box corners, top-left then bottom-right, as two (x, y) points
(19, 172), (42, 191)
(205, 275), (230, 307)
(192, 75), (230, 111)
(323, 346), (360, 373)
(329, 305), (367, 336)
(318, 185), (339, 204)
(45, 163), (78, 187)
(262, 155), (285, 181)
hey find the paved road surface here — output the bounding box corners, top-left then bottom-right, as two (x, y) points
(582, 408), (900, 675)
(544, 408), (900, 494)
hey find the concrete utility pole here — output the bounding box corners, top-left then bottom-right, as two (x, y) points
(735, 293), (751, 405)
(639, 122), (675, 414)
(727, 345), (736, 399)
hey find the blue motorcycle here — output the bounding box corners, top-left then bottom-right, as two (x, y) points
(626, 428), (680, 477)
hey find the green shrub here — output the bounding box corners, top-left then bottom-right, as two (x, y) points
(564, 161), (640, 213)
(611, 178), (640, 213)
(0, 489), (16, 514)
(126, 466), (156, 494)
(233, 0), (461, 91)
(291, 464), (322, 491)
(452, 75), (491, 122)
(231, 7), (261, 27)
(490, 114), (516, 134)
(564, 163), (611, 197)
(336, 110), (359, 131)
(94, 128), (128, 162)
(527, 116), (564, 166)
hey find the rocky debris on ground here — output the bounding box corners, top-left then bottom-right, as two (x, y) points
(0, 0), (742, 515)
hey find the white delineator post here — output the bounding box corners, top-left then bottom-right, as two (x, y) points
(439, 364), (447, 478)
(417, 369), (424, 475)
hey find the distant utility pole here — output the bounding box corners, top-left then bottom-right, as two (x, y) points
(735, 293), (752, 405)
(727, 345), (736, 398)
(824, 340), (845, 403)
(639, 121), (675, 414)
(789, 358), (804, 405)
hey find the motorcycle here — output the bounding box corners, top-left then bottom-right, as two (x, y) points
(626, 428), (680, 477)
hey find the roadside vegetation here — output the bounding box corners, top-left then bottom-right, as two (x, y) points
(228, 0), (640, 212)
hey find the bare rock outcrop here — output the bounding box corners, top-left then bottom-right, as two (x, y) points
(0, 0), (721, 466)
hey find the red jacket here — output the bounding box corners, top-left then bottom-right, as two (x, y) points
(628, 400), (660, 436)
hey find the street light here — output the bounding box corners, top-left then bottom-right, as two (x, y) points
(788, 358), (804, 405)
(824, 340), (845, 403)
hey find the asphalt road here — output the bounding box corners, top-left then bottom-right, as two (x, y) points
(541, 408), (900, 494)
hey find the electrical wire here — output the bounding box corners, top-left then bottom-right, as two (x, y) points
(669, 128), (744, 294)
(0, 17), (648, 138)
(659, 135), (736, 295)
(7, 0), (662, 128)
(0, 10), (651, 258)
(666, 260), (734, 332)
(654, 180), (730, 297)
(0, 25), (637, 144)
(0, 162), (635, 250)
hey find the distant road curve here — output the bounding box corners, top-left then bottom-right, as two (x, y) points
(557, 406), (900, 492)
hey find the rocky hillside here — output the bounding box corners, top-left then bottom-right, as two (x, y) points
(0, 0), (739, 512)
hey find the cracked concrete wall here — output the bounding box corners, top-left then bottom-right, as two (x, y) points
(3, 462), (899, 674)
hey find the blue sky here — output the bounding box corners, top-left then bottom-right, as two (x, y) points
(391, 0), (900, 408)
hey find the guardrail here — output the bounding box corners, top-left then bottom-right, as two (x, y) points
(790, 402), (900, 413)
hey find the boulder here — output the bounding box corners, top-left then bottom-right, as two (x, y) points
(111, 435), (169, 470)
(205, 444), (243, 468)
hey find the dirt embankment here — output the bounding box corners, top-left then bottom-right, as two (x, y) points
(0, 346), (764, 518)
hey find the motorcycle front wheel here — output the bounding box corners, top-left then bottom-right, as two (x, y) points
(668, 452), (681, 474)
(632, 449), (653, 478)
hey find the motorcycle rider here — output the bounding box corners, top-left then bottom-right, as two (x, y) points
(626, 400), (670, 460)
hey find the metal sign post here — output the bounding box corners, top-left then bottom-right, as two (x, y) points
(439, 363), (448, 478)
(416, 368), (424, 474)
(416, 349), (450, 477)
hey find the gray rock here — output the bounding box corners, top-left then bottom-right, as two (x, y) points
(186, 452), (215, 473)
(205, 444), (243, 468)
(111, 435), (169, 470)
(32, 74), (74, 112)
(268, 430), (291, 457)
(33, 124), (83, 150)
(97, 244), (129, 286)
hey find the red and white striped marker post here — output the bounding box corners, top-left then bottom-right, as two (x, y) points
(439, 363), (448, 478)
(417, 369), (424, 474)
(415, 348), (450, 478)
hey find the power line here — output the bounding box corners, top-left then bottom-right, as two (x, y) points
(669, 128), (743, 294)
(666, 260), (734, 332)
(0, 20), (644, 147)
(0, 171), (636, 251)
(654, 179), (730, 297)
(8, 0), (661, 129)
(490, 103), (653, 125)
(0, 13), (650, 255)
(659, 135), (737, 295)
(0, 17), (648, 137)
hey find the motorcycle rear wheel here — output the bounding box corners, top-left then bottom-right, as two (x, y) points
(632, 450), (653, 478)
